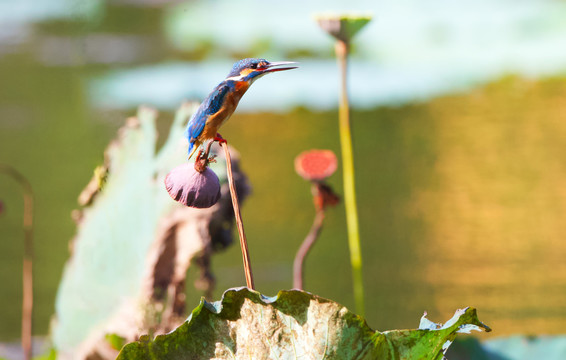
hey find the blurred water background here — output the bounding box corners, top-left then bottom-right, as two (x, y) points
(1, 0), (566, 344)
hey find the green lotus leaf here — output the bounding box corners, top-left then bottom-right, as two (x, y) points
(117, 287), (490, 360)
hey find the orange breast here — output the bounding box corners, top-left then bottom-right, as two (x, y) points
(200, 82), (250, 140)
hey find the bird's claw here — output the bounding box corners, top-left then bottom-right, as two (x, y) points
(214, 133), (227, 144)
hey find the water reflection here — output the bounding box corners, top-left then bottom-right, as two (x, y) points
(36, 35), (160, 66)
(87, 59), (503, 111)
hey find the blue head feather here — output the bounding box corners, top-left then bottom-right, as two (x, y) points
(227, 58), (268, 78)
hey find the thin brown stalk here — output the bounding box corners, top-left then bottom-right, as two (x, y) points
(0, 164), (34, 360)
(220, 143), (255, 289)
(293, 206), (325, 290)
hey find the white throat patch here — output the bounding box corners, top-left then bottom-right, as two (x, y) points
(225, 72), (266, 83)
(225, 74), (245, 81)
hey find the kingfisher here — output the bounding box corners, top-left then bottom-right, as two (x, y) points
(185, 58), (297, 159)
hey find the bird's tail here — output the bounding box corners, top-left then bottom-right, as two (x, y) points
(188, 141), (200, 160)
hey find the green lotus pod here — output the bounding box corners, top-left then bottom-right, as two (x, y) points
(315, 14), (372, 43)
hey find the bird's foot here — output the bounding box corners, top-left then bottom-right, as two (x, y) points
(214, 133), (227, 145)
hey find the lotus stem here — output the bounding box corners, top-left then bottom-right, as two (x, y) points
(220, 143), (255, 290)
(293, 199), (325, 290)
(335, 40), (365, 316)
(0, 164), (34, 360)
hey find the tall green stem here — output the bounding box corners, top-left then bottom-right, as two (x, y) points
(335, 40), (365, 316)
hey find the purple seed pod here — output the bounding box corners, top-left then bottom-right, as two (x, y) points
(165, 163), (221, 208)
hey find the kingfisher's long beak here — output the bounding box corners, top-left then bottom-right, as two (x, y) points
(263, 61), (298, 73)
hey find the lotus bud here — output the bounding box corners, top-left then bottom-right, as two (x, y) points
(165, 163), (221, 208)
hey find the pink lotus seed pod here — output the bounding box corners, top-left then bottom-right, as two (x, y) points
(295, 150), (338, 182)
(165, 163), (221, 208)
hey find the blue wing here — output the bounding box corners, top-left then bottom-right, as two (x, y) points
(185, 82), (232, 155)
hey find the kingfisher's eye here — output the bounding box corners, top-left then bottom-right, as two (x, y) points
(250, 63), (258, 69)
